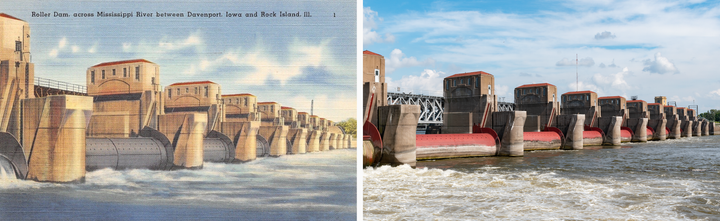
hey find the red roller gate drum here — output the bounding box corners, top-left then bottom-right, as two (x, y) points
(416, 133), (497, 160)
(646, 126), (654, 139)
(620, 127), (633, 143)
(583, 130), (603, 146)
(363, 121), (383, 166)
(523, 131), (562, 150)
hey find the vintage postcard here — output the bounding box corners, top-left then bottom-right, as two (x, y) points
(0, 0), (357, 220)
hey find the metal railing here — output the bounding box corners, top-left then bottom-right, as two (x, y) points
(35, 77), (87, 94)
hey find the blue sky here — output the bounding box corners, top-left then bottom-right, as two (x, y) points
(1, 0), (356, 122)
(364, 0), (720, 112)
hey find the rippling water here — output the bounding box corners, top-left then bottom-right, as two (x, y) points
(0, 149), (356, 220)
(364, 136), (720, 220)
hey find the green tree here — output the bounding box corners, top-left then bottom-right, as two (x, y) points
(337, 118), (357, 138)
(700, 109), (720, 122)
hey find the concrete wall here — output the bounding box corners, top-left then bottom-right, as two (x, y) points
(258, 125), (289, 156)
(219, 121), (260, 162)
(158, 113), (206, 169)
(21, 95), (93, 183)
(89, 90), (162, 137)
(598, 116), (622, 145)
(0, 14), (32, 62)
(87, 60), (159, 96)
(363, 51), (385, 84)
(557, 114), (585, 150)
(442, 112), (472, 134)
(165, 82), (221, 108)
(377, 105), (420, 167)
(0, 15), (34, 139)
(223, 94), (257, 117)
(561, 91), (599, 127)
(493, 111), (526, 156)
(281, 107), (298, 127)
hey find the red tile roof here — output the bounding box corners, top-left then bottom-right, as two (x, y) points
(257, 102), (278, 105)
(647, 103), (661, 105)
(281, 106), (294, 110)
(363, 50), (382, 56)
(298, 112), (309, 115)
(664, 105), (675, 108)
(0, 13), (24, 21)
(169, 81), (216, 86)
(598, 96), (625, 100)
(626, 100), (646, 103)
(223, 93), (255, 97)
(517, 83), (555, 88)
(91, 59), (154, 68)
(310, 115), (319, 118)
(445, 71), (492, 79)
(677, 107), (686, 109)
(563, 90), (595, 95)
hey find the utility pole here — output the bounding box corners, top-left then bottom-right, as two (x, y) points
(311, 100), (314, 116)
(576, 54), (578, 91)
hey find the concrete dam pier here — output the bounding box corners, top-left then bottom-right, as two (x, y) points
(0, 13), (352, 183)
(362, 50), (716, 168)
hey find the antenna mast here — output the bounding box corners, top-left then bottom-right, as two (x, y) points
(576, 54), (578, 91)
(311, 100), (314, 116)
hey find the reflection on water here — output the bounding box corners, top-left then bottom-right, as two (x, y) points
(364, 136), (720, 220)
(0, 149), (356, 220)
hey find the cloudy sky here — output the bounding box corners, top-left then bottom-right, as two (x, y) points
(364, 0), (720, 111)
(1, 0), (356, 122)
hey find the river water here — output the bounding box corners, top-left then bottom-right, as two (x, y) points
(364, 136), (720, 220)
(0, 149), (356, 220)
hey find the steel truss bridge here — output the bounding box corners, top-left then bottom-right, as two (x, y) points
(387, 92), (515, 124)
(387, 93), (444, 124)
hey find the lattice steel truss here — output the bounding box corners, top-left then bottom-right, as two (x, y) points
(498, 102), (515, 112)
(387, 93), (444, 124)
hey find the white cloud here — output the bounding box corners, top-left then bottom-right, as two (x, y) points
(364, 0), (720, 109)
(579, 57), (595, 66)
(495, 85), (509, 98)
(88, 43), (97, 54)
(568, 81), (600, 93)
(669, 95), (695, 103)
(158, 32), (203, 51)
(71, 45), (79, 53)
(594, 31), (616, 40)
(710, 89), (720, 98)
(642, 52), (679, 74)
(386, 69), (446, 96)
(47, 37), (69, 57)
(176, 38), (338, 86)
(122, 43), (132, 52)
(386, 49), (434, 73)
(285, 93), (355, 122)
(591, 67), (631, 95)
(48, 49), (58, 58)
(58, 37), (67, 49)
(363, 7), (395, 46)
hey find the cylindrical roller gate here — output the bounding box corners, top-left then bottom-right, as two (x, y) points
(86, 137), (173, 171)
(256, 135), (270, 157)
(203, 138), (234, 163)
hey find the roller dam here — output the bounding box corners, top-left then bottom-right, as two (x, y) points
(0, 13), (352, 183)
(362, 50), (716, 167)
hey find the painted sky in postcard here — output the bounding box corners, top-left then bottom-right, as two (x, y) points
(1, 0), (356, 122)
(364, 0), (720, 110)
